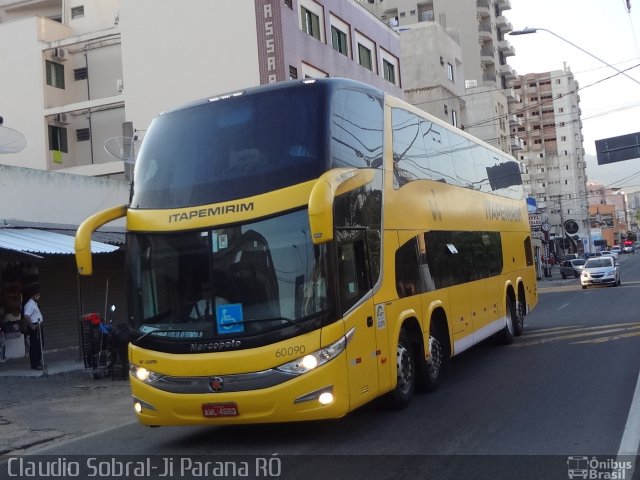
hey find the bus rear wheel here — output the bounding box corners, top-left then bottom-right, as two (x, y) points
(500, 297), (516, 345)
(385, 329), (415, 409)
(417, 324), (447, 393)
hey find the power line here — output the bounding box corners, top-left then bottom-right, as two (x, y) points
(462, 63), (640, 130)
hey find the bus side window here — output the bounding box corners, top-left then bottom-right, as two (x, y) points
(395, 238), (421, 298)
(336, 231), (370, 314)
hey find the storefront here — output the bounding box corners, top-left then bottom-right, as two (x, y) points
(0, 229), (125, 355)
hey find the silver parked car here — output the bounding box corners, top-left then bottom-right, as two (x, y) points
(560, 258), (586, 278)
(581, 256), (621, 289)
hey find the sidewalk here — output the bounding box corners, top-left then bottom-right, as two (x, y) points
(0, 347), (85, 378)
(0, 348), (134, 456)
(537, 265), (564, 284)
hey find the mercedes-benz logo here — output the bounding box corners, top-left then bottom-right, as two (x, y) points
(209, 376), (224, 392)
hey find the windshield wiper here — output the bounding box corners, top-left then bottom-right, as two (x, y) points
(241, 316), (310, 332)
(135, 328), (202, 342)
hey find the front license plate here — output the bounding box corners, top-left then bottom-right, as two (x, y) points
(202, 403), (239, 417)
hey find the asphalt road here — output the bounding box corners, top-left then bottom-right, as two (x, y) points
(6, 254), (640, 480)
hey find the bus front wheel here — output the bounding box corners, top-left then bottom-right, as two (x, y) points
(385, 329), (415, 409)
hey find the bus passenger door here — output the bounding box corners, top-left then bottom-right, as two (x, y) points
(336, 230), (379, 409)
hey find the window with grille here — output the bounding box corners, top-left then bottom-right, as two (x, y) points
(289, 65), (298, 80)
(71, 6), (84, 19)
(74, 67), (88, 80)
(46, 61), (65, 89)
(76, 128), (91, 142)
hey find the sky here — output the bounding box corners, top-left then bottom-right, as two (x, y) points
(506, 0), (640, 192)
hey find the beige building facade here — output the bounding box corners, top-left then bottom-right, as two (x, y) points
(511, 67), (590, 255)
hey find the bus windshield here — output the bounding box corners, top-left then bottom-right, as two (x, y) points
(131, 84), (327, 209)
(126, 209), (330, 346)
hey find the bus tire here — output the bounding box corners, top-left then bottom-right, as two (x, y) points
(385, 329), (415, 409)
(514, 290), (525, 337)
(500, 297), (516, 345)
(416, 322), (447, 393)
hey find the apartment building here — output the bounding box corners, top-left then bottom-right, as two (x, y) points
(511, 67), (590, 255)
(0, 0), (402, 178)
(360, 0), (520, 155)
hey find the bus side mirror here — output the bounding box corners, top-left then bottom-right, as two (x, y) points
(308, 169), (376, 245)
(75, 205), (128, 275)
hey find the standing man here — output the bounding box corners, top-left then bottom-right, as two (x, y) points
(23, 289), (43, 370)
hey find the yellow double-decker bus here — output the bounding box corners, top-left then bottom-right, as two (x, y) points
(76, 78), (537, 426)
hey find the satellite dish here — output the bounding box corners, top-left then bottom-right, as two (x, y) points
(0, 125), (27, 154)
(104, 132), (144, 164)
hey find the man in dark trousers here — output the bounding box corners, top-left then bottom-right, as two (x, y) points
(23, 289), (44, 370)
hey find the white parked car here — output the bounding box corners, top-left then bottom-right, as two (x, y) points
(581, 256), (621, 289)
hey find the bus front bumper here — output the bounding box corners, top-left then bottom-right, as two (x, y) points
(130, 358), (350, 426)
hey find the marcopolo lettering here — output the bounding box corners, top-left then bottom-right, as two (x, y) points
(168, 202), (254, 223)
(485, 200), (522, 222)
(190, 339), (242, 352)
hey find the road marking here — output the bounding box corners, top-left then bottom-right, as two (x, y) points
(513, 323), (640, 347)
(557, 303), (570, 310)
(572, 330), (640, 344)
(524, 322), (640, 339)
(527, 325), (586, 334)
(617, 362), (640, 479)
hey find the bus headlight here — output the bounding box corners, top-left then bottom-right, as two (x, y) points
(130, 365), (164, 383)
(276, 327), (354, 375)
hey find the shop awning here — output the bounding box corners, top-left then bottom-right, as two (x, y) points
(0, 228), (119, 258)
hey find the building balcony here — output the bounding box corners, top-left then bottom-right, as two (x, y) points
(499, 63), (516, 79)
(482, 73), (497, 84)
(498, 39), (515, 57)
(496, 0), (512, 13)
(476, 0), (490, 17)
(511, 135), (524, 151)
(478, 23), (493, 41)
(508, 114), (522, 127)
(504, 87), (521, 104)
(496, 16), (513, 33)
(480, 47), (495, 64)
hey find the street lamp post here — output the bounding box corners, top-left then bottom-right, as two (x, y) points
(509, 27), (640, 87)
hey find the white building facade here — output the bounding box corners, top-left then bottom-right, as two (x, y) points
(360, 0), (520, 156)
(0, 0), (403, 181)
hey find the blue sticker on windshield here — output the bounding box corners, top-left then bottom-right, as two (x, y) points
(216, 304), (244, 334)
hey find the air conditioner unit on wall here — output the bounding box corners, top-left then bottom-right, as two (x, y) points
(52, 47), (66, 60)
(55, 113), (68, 124)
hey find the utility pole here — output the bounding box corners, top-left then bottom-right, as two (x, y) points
(558, 195), (567, 258)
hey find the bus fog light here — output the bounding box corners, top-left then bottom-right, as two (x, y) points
(318, 392), (334, 405)
(134, 402), (142, 413)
